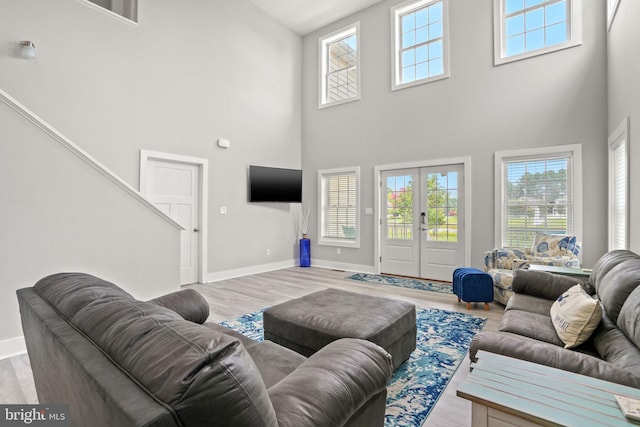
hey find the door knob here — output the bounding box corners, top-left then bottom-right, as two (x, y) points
(193, 228), (199, 232)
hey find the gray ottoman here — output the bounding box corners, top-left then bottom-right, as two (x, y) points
(263, 289), (416, 371)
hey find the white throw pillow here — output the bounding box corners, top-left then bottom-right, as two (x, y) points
(550, 284), (602, 349)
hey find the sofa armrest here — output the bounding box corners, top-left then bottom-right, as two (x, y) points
(269, 338), (392, 427)
(511, 269), (580, 300)
(147, 289), (209, 324)
(484, 248), (532, 271)
(469, 331), (640, 388)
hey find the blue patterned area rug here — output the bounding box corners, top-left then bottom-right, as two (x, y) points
(347, 273), (453, 294)
(220, 306), (486, 427)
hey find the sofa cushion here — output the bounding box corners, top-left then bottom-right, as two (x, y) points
(593, 311), (640, 372)
(34, 273), (133, 319)
(594, 254), (640, 323)
(617, 287), (640, 348)
(499, 310), (564, 347)
(550, 284), (602, 349)
(506, 293), (554, 317)
(73, 297), (278, 427)
(531, 233), (577, 257)
(512, 269), (579, 300)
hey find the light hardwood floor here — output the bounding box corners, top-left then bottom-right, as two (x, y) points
(2, 266), (504, 427)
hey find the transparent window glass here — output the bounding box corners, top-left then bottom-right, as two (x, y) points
(386, 175), (413, 240)
(399, 0), (444, 84)
(425, 172), (458, 242)
(504, 0), (569, 57)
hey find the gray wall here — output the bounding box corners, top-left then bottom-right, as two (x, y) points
(607, 0), (640, 253)
(0, 97), (180, 347)
(0, 0), (301, 350)
(0, 0), (302, 277)
(302, 0), (608, 269)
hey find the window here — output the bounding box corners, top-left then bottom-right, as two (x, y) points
(391, 0), (449, 91)
(608, 118), (629, 250)
(83, 0), (138, 23)
(493, 0), (582, 65)
(318, 167), (360, 247)
(495, 145), (582, 248)
(607, 0), (621, 30)
(319, 23), (360, 108)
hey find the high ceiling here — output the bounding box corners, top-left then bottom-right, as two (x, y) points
(248, 0), (385, 35)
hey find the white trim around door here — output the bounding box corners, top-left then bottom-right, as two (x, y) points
(374, 157), (472, 278)
(140, 150), (209, 284)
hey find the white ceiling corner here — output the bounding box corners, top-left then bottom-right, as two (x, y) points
(249, 0), (385, 35)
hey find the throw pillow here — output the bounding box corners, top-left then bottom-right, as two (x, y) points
(550, 284), (602, 349)
(531, 233), (577, 257)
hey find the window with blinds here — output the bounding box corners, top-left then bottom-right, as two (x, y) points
(319, 23), (360, 108)
(319, 167), (360, 247)
(499, 152), (576, 248)
(608, 119), (629, 250)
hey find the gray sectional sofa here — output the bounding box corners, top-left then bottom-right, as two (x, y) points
(470, 250), (640, 388)
(17, 273), (393, 427)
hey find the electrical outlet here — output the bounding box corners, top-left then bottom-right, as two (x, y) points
(266, 249), (271, 255)
(336, 248), (341, 255)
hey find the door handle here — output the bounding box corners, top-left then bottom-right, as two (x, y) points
(193, 228), (199, 232)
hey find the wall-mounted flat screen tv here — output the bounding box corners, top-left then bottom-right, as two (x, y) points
(248, 165), (302, 203)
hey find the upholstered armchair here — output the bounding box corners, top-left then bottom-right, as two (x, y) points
(483, 233), (581, 304)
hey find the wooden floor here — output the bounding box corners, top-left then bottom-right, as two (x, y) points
(2, 266), (504, 427)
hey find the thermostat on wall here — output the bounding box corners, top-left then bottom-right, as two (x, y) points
(217, 138), (230, 148)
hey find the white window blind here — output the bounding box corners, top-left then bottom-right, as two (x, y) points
(609, 119), (628, 250)
(502, 155), (573, 247)
(319, 167), (360, 247)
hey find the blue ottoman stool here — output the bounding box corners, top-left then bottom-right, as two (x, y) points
(453, 267), (493, 310)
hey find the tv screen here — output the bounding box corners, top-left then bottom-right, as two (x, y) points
(249, 165), (302, 203)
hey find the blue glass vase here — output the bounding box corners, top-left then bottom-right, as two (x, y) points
(300, 237), (311, 267)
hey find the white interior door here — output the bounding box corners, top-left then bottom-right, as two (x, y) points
(419, 164), (465, 281)
(380, 164), (465, 281)
(145, 160), (200, 285)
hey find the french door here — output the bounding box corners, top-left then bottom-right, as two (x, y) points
(381, 164), (465, 281)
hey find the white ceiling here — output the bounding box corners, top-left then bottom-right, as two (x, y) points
(249, 0), (385, 35)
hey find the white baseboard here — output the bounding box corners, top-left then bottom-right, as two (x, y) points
(0, 336), (26, 360)
(312, 259), (376, 274)
(205, 258), (375, 284)
(206, 259), (296, 283)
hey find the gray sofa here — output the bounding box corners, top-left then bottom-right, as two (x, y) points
(470, 249), (640, 388)
(17, 273), (392, 427)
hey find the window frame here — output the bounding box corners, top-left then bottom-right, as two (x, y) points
(493, 0), (582, 66)
(318, 22), (361, 109)
(608, 117), (629, 250)
(318, 166), (361, 248)
(607, 0), (621, 31)
(390, 0), (450, 91)
(494, 144), (583, 249)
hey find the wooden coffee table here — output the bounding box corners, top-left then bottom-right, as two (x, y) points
(457, 351), (640, 426)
